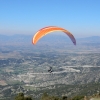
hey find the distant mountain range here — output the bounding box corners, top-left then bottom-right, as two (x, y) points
(0, 34), (32, 42)
(0, 34), (100, 44)
(77, 36), (100, 42)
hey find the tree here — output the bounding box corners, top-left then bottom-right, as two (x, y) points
(62, 96), (68, 100)
(24, 96), (32, 100)
(15, 93), (33, 100)
(41, 92), (61, 100)
(15, 93), (24, 100)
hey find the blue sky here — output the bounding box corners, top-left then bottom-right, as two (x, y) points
(0, 0), (100, 37)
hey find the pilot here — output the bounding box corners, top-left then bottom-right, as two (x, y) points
(48, 67), (53, 73)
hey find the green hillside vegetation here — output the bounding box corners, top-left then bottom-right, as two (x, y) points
(14, 92), (82, 100)
(14, 92), (100, 100)
(27, 83), (100, 99)
(0, 83), (100, 100)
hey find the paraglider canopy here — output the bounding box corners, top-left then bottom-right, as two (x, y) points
(32, 26), (76, 45)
